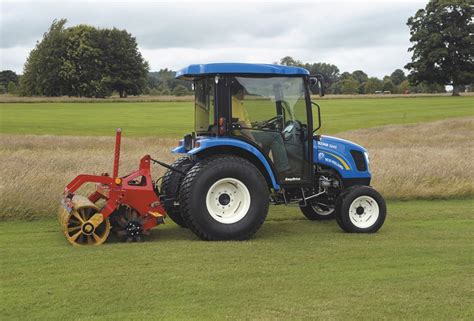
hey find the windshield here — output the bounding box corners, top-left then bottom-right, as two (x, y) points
(232, 76), (307, 127)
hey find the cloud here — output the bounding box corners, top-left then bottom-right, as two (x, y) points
(0, 1), (423, 78)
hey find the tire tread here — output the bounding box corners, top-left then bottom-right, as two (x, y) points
(179, 156), (269, 241)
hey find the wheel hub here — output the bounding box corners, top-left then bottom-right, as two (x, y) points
(310, 202), (335, 216)
(206, 178), (251, 224)
(112, 207), (148, 242)
(349, 196), (379, 228)
(126, 221), (143, 237)
(81, 222), (95, 235)
(218, 193), (231, 206)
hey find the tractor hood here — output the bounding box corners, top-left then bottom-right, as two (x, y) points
(314, 135), (370, 179)
(318, 135), (367, 154)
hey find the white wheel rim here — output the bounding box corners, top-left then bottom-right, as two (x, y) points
(349, 196), (379, 228)
(205, 178), (251, 224)
(311, 203), (335, 216)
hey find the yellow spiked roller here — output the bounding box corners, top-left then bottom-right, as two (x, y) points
(58, 195), (111, 246)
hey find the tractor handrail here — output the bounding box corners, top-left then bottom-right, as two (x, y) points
(311, 101), (322, 134)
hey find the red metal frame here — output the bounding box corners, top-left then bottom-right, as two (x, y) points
(63, 129), (166, 231)
(113, 128), (121, 179)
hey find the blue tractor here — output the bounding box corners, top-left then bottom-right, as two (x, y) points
(160, 63), (386, 240)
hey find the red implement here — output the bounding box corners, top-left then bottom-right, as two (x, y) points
(58, 129), (166, 246)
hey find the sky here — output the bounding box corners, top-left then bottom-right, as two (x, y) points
(0, 0), (427, 78)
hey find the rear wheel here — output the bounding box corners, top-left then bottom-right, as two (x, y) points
(179, 156), (269, 240)
(335, 186), (386, 233)
(160, 157), (194, 228)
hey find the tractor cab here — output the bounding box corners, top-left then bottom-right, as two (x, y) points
(175, 63), (318, 186)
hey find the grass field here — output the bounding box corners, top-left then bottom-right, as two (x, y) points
(1, 96), (473, 136)
(1, 200), (473, 320)
(1, 96), (473, 320)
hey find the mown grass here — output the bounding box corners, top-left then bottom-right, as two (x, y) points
(1, 200), (473, 320)
(1, 96), (473, 320)
(0, 96), (472, 136)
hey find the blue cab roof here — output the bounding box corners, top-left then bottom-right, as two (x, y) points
(176, 63), (309, 79)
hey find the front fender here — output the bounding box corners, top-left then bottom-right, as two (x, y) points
(172, 137), (280, 190)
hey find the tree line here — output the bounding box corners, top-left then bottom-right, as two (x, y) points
(0, 62), (452, 97)
(278, 56), (447, 95)
(1, 0), (471, 97)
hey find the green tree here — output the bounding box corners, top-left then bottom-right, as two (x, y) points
(398, 80), (410, 94)
(172, 84), (190, 96)
(21, 19), (68, 96)
(303, 62), (340, 94)
(410, 82), (446, 93)
(279, 56), (301, 66)
(148, 69), (192, 95)
(277, 58), (341, 93)
(352, 70), (369, 94)
(390, 69), (407, 86)
(405, 0), (473, 96)
(382, 76), (395, 93)
(7, 82), (18, 95)
(0, 70), (19, 89)
(100, 28), (149, 97)
(365, 77), (384, 94)
(21, 19), (148, 98)
(339, 72), (352, 80)
(337, 76), (359, 94)
(60, 25), (107, 97)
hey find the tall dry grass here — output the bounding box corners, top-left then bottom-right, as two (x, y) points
(0, 135), (178, 220)
(1, 117), (473, 220)
(338, 117), (474, 200)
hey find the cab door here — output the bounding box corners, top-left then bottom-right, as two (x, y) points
(229, 76), (313, 186)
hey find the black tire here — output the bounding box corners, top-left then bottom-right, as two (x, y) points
(335, 186), (386, 233)
(160, 157), (194, 228)
(179, 156), (269, 241)
(299, 201), (335, 220)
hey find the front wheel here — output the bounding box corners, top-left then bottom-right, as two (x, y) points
(179, 156), (269, 241)
(299, 201), (335, 220)
(335, 186), (386, 233)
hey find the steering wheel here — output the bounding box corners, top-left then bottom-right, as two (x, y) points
(282, 121), (295, 140)
(282, 120), (304, 141)
(253, 115), (283, 130)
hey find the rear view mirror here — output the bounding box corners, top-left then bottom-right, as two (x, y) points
(310, 75), (325, 97)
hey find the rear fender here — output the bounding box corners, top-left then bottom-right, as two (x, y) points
(172, 137), (280, 190)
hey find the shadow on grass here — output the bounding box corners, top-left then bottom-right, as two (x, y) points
(44, 216), (341, 246)
(106, 218), (340, 244)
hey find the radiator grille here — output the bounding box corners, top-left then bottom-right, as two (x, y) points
(350, 150), (367, 171)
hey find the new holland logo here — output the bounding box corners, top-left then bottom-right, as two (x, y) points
(285, 177), (301, 181)
(318, 152), (325, 160)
